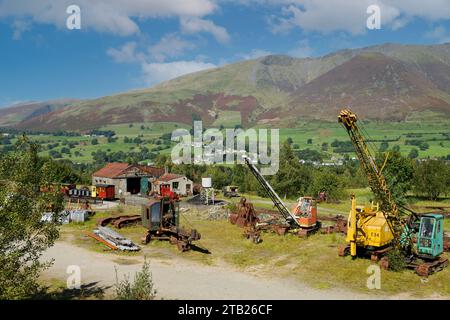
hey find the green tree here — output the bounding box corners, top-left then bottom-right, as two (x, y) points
(408, 148), (419, 159)
(375, 151), (414, 206)
(205, 166), (232, 189)
(270, 141), (312, 198)
(413, 159), (449, 200)
(0, 138), (64, 299)
(379, 141), (389, 152)
(154, 154), (173, 172)
(41, 159), (81, 184)
(91, 138), (98, 145)
(309, 169), (346, 201)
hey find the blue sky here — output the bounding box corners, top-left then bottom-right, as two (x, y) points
(0, 0), (449, 107)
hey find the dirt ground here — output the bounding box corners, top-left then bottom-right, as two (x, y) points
(41, 240), (388, 300)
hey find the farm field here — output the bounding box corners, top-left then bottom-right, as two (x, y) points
(4, 117), (449, 164)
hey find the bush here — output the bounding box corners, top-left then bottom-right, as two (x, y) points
(114, 259), (157, 300)
(386, 248), (406, 272)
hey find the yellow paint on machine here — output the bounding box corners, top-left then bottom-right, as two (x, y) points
(345, 195), (394, 256)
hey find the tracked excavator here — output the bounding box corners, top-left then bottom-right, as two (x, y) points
(243, 156), (321, 237)
(338, 109), (448, 276)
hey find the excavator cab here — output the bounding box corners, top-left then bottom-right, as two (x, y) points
(417, 214), (444, 258)
(292, 197), (317, 228)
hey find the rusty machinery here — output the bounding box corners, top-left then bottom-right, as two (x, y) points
(242, 156), (323, 237)
(141, 195), (201, 252)
(229, 197), (262, 243)
(97, 215), (142, 229)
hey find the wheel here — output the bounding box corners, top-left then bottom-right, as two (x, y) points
(253, 234), (262, 244)
(415, 264), (430, 277)
(380, 257), (390, 270)
(141, 233), (151, 244)
(338, 245), (350, 257)
(177, 240), (190, 252)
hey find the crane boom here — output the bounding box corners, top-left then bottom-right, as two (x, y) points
(338, 109), (411, 248)
(243, 156), (300, 227)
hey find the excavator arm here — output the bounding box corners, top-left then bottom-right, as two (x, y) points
(243, 156), (300, 228)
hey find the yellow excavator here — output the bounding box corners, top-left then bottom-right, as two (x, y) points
(338, 109), (448, 276)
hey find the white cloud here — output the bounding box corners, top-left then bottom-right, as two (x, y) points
(263, 0), (450, 35)
(270, 1), (400, 35)
(0, 0), (218, 36)
(107, 37), (216, 86)
(141, 60), (216, 85)
(180, 17), (230, 43)
(236, 49), (272, 60)
(12, 19), (31, 40)
(107, 42), (144, 63)
(425, 26), (450, 44)
(287, 40), (313, 58)
(149, 34), (195, 62)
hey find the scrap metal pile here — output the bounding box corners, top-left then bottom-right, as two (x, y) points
(41, 209), (94, 224)
(230, 197), (347, 244)
(97, 214), (141, 228)
(229, 197), (263, 243)
(87, 226), (140, 251)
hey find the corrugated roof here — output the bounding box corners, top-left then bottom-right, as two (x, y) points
(92, 163), (129, 178)
(137, 165), (165, 178)
(159, 173), (186, 182)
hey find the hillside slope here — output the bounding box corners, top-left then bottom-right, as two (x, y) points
(0, 99), (79, 127)
(9, 43), (450, 131)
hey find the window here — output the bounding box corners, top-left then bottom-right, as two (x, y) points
(172, 181), (179, 190)
(421, 217), (434, 239)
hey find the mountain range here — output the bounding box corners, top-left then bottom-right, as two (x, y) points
(3, 42), (450, 131)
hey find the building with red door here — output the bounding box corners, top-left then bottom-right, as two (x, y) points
(92, 163), (164, 198)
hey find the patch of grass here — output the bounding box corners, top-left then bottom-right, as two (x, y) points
(212, 111), (241, 127)
(36, 278), (107, 300)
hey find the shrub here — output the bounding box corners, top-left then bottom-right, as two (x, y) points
(114, 259), (157, 300)
(386, 248), (406, 272)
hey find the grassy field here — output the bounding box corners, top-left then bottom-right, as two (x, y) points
(19, 121), (188, 163)
(276, 119), (450, 159)
(58, 188), (450, 298)
(34, 119), (450, 163)
(1, 117), (446, 164)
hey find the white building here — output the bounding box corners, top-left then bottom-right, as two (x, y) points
(153, 173), (194, 196)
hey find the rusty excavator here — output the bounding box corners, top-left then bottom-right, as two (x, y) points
(229, 156), (322, 242)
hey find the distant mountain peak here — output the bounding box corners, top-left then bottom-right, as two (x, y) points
(3, 42), (449, 131)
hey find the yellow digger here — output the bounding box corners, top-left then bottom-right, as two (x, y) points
(339, 196), (394, 260)
(338, 109), (448, 276)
